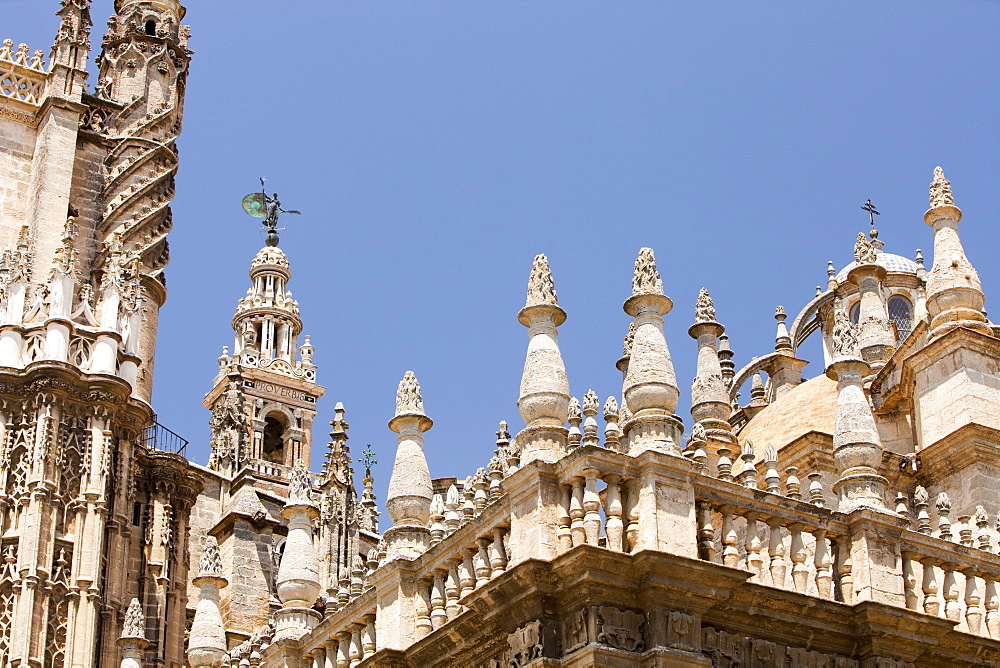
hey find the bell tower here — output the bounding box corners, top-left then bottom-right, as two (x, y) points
(204, 243), (323, 485)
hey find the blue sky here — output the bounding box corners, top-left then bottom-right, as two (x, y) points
(9, 1), (1000, 526)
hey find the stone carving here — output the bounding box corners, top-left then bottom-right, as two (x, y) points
(568, 397), (581, 420)
(665, 610), (697, 651)
(695, 288), (716, 323)
(507, 620), (547, 666)
(830, 308), (859, 359)
(929, 166), (954, 208)
(207, 377), (250, 470)
(702, 626), (859, 668)
(564, 608), (589, 653)
(526, 254), (558, 307)
(396, 370), (424, 415)
(622, 321), (636, 358)
(632, 247), (664, 296)
(595, 606), (645, 652)
(199, 536), (223, 577)
(288, 459), (312, 504)
(582, 389), (600, 414)
(854, 232), (878, 265)
(121, 598), (144, 639)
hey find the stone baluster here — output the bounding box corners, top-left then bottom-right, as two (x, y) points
(429, 494), (445, 545)
(937, 493), (953, 541)
(462, 477), (476, 521)
(942, 563), (961, 622)
(623, 480), (640, 552)
(475, 539), (492, 587)
(739, 440), (758, 488)
(459, 549), (476, 598)
(789, 523), (808, 594)
(415, 580), (433, 637)
(445, 560), (461, 619)
(473, 469), (489, 513)
(837, 538), (853, 604)
(813, 529), (832, 599)
(689, 425), (708, 472)
(430, 569), (447, 629)
(489, 527), (509, 576)
(743, 512), (763, 581)
(350, 555), (364, 598)
(336, 630), (352, 668)
(895, 493), (908, 516)
(349, 622), (364, 667)
(487, 457), (504, 502)
(975, 506), (991, 551)
(901, 551), (919, 610)
(363, 614), (377, 655)
(959, 515), (974, 548)
(582, 390), (600, 447)
(603, 474), (624, 552)
(985, 578), (1000, 639)
(785, 467), (802, 500)
(556, 485), (572, 552)
(311, 647), (326, 668)
(567, 397), (582, 448)
(808, 472), (825, 508)
(921, 558), (940, 616)
(914, 486), (931, 534)
(763, 447), (780, 494)
(444, 484), (461, 535)
(582, 468), (601, 545)
(716, 443), (734, 482)
(696, 501), (716, 562)
(965, 569), (983, 635)
(767, 520), (785, 588)
(603, 397), (621, 452)
(569, 477), (585, 546)
(721, 508), (739, 568)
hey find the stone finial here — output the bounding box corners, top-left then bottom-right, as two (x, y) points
(632, 247), (664, 296)
(763, 446), (780, 494)
(929, 166), (954, 208)
(121, 598), (144, 639)
(749, 372), (766, 406)
(288, 460), (313, 505)
(568, 397), (581, 420)
(526, 254), (558, 307)
(774, 305), (793, 353)
(695, 288), (716, 323)
(582, 389), (599, 414)
(622, 321), (636, 358)
(199, 536), (223, 577)
(826, 260), (837, 290)
(830, 308), (860, 360)
(395, 370), (425, 416)
(854, 232), (878, 264)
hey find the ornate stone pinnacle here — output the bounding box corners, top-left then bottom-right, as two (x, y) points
(632, 247), (664, 296)
(764, 445), (777, 464)
(288, 459), (313, 504)
(929, 166), (955, 208)
(935, 492), (951, 513)
(603, 396), (619, 420)
(583, 389), (599, 413)
(395, 370), (425, 416)
(121, 598), (144, 639)
(525, 254), (558, 307)
(198, 536), (223, 578)
(694, 288), (716, 323)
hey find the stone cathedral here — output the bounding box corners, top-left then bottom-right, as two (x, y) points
(3, 3), (1000, 668)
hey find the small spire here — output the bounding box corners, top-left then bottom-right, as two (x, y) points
(915, 249), (926, 280)
(929, 166), (955, 208)
(694, 288), (716, 323)
(632, 247), (664, 296)
(826, 260), (837, 290)
(774, 305), (793, 354)
(718, 334), (735, 386)
(749, 372), (767, 406)
(525, 254), (558, 307)
(395, 370), (425, 416)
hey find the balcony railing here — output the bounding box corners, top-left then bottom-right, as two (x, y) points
(142, 421), (188, 457)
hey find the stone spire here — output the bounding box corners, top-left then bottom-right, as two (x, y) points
(846, 230), (895, 369)
(187, 536), (229, 668)
(385, 371), (434, 559)
(688, 288), (736, 453)
(274, 460), (322, 641)
(825, 307), (888, 513)
(774, 306), (793, 354)
(516, 254), (571, 464)
(718, 333), (735, 387)
(923, 166), (989, 339)
(622, 248), (682, 454)
(322, 402), (351, 485)
(117, 598), (148, 668)
(48, 0), (92, 98)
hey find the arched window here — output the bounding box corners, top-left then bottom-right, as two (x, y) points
(144, 20), (156, 36)
(262, 415), (286, 464)
(888, 295), (914, 342)
(849, 302), (860, 325)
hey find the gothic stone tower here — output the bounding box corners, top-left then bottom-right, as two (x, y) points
(189, 242), (380, 653)
(0, 1), (201, 667)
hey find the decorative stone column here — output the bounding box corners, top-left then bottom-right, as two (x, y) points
(923, 166), (990, 339)
(688, 289), (737, 456)
(187, 537), (229, 668)
(274, 461), (323, 642)
(622, 248), (682, 454)
(385, 371), (433, 560)
(848, 232), (895, 369)
(118, 598), (148, 668)
(516, 254), (571, 465)
(825, 308), (888, 513)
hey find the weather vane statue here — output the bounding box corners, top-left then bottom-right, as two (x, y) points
(241, 177), (301, 247)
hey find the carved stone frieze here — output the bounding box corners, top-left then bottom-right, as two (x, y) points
(702, 627), (858, 668)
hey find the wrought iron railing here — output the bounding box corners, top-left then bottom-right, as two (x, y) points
(142, 421), (188, 456)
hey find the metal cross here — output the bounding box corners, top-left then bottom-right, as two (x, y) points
(362, 445), (377, 472)
(861, 199), (880, 229)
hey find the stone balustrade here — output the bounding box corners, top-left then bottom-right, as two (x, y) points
(0, 38), (46, 106)
(297, 588), (377, 668)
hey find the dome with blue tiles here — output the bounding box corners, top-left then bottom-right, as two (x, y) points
(835, 251), (918, 283)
